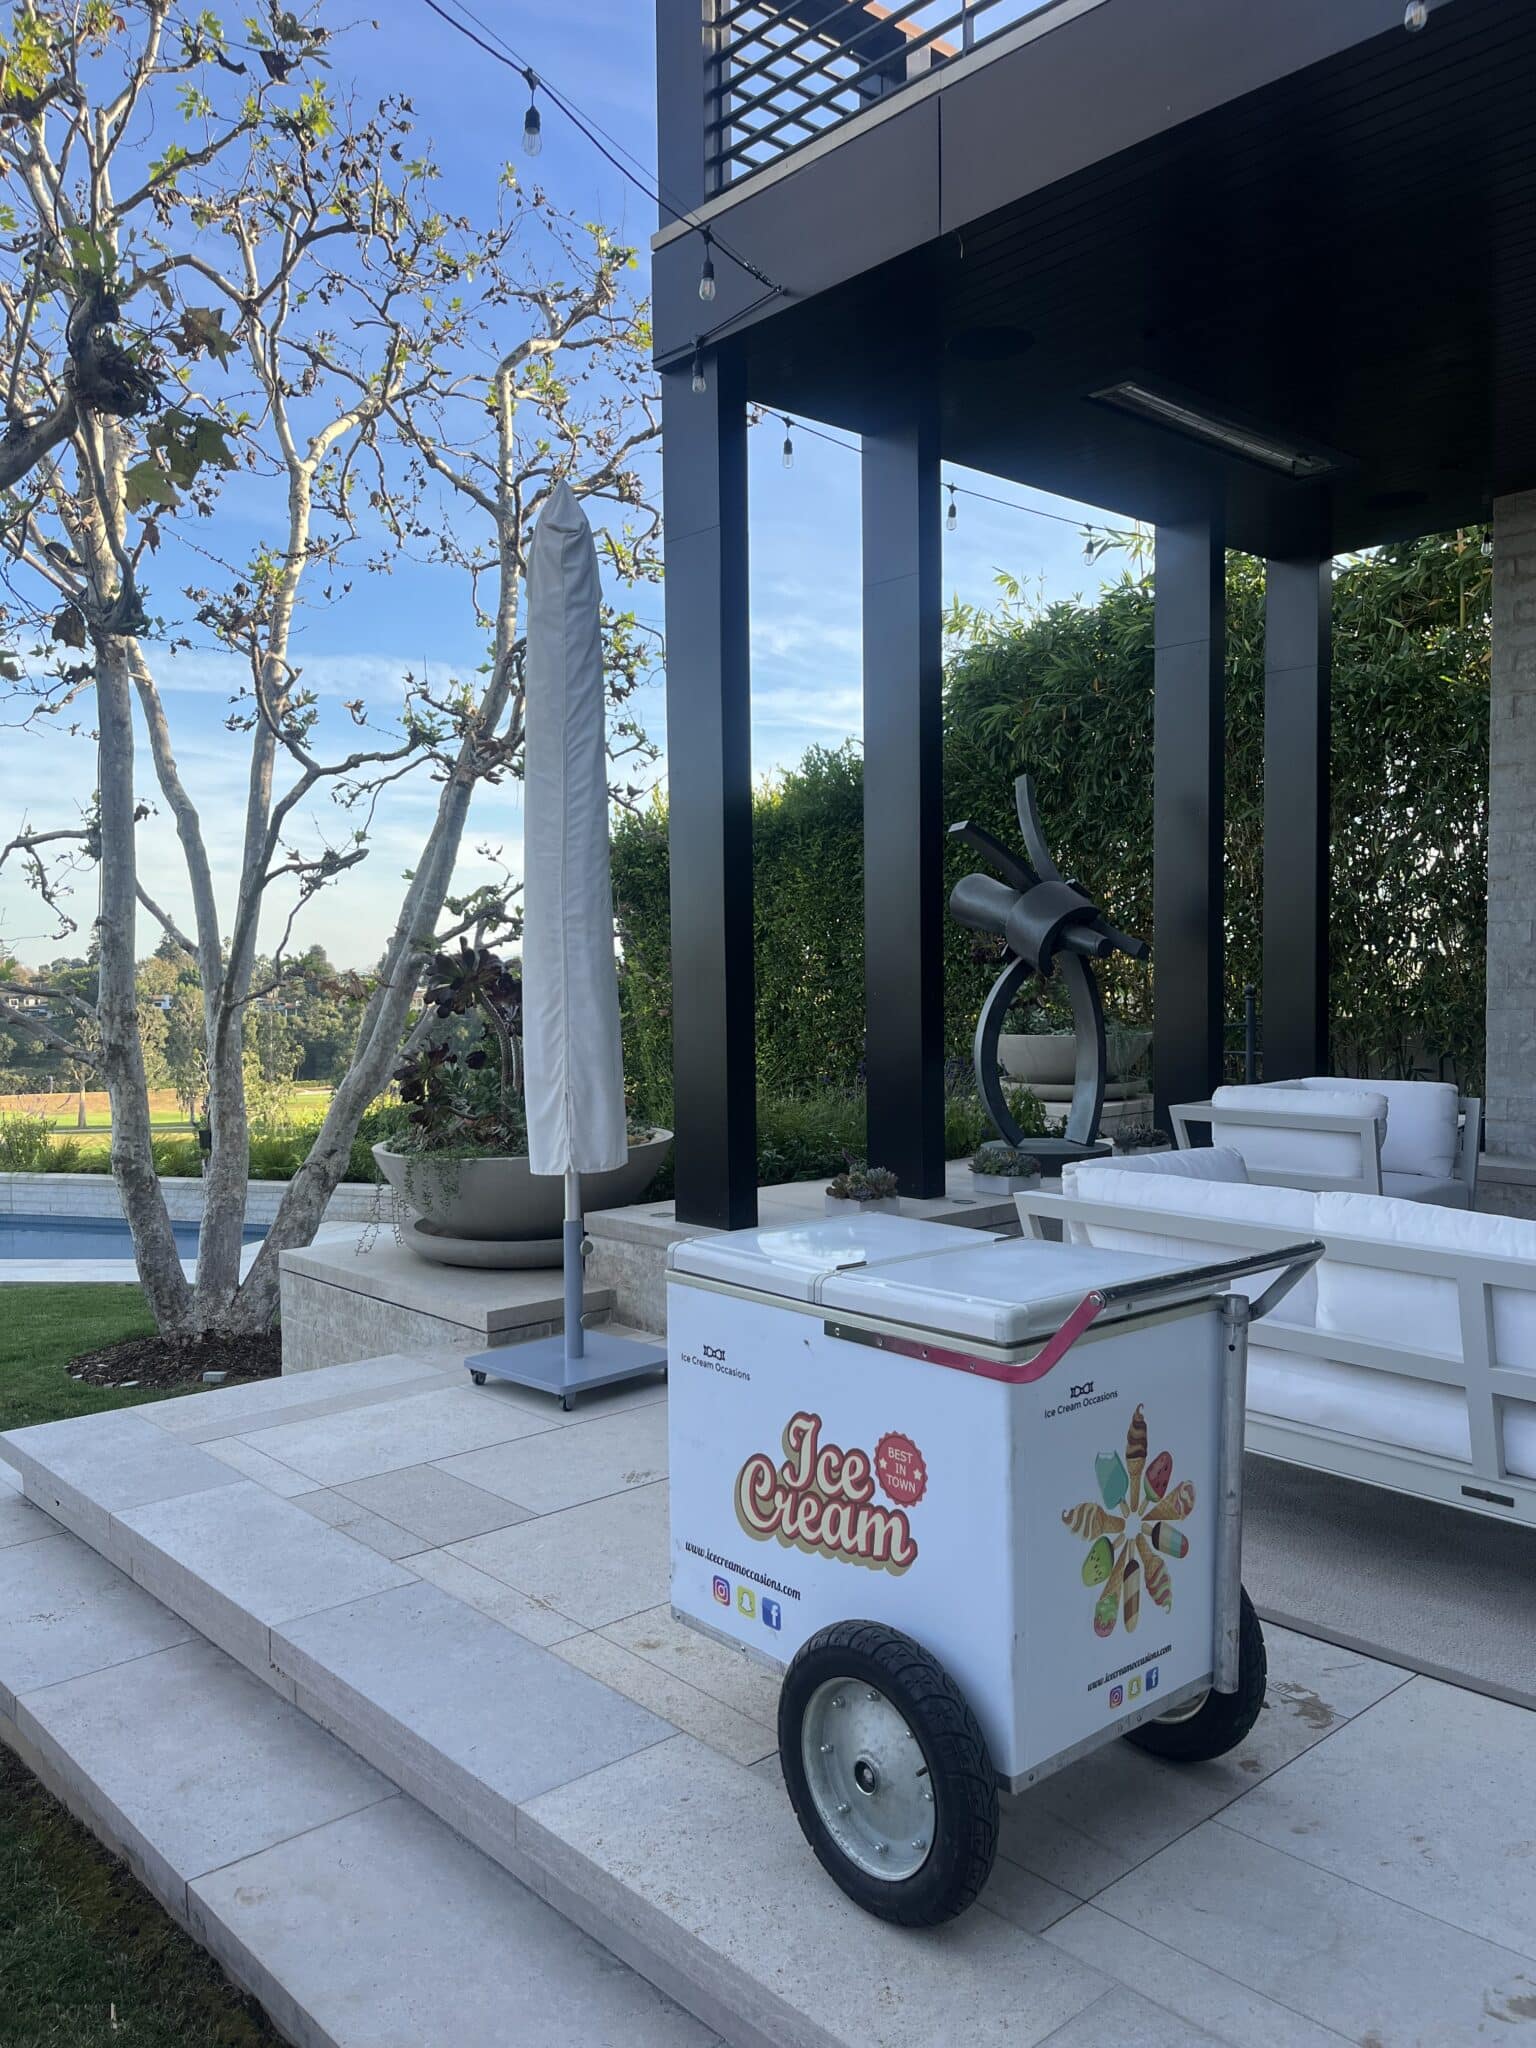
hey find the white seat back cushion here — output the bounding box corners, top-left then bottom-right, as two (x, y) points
(1315, 1191), (1536, 1371)
(1211, 1084), (1387, 1181)
(1295, 1077), (1458, 1180)
(1064, 1147), (1249, 1195)
(1070, 1169), (1318, 1324)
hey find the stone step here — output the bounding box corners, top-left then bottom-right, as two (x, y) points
(0, 1503), (716, 2048)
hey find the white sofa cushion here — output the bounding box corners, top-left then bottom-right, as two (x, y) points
(1064, 1146), (1249, 1194)
(1248, 1341), (1536, 1482)
(1314, 1191), (1536, 1372)
(1380, 1172), (1468, 1209)
(1210, 1084), (1387, 1182)
(1069, 1169), (1319, 1324)
(1292, 1076), (1458, 1180)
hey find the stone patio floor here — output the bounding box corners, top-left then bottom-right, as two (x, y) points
(3, 1350), (1535, 2046)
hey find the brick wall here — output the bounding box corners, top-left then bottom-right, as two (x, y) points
(1486, 488), (1536, 1159)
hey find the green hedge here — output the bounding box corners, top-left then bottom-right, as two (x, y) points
(0, 1106), (407, 1184)
(613, 531), (1490, 1110)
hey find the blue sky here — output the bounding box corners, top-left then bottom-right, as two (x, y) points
(0, 0), (1123, 970)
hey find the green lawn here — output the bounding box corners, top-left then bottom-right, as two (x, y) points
(0, 1284), (183, 1433)
(2, 1283), (282, 2043)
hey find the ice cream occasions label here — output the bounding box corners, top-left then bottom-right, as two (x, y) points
(735, 1411), (921, 1574)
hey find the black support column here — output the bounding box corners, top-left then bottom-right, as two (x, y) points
(1153, 515), (1227, 1127)
(862, 393), (945, 1197)
(662, 350), (757, 1228)
(1263, 556), (1332, 1080)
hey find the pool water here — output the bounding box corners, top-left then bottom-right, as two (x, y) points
(0, 1214), (267, 1261)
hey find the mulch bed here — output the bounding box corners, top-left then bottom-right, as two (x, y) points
(69, 1329), (282, 1390)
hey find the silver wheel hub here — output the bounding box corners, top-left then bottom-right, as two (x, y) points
(801, 1679), (933, 1881)
(1154, 1686), (1210, 1725)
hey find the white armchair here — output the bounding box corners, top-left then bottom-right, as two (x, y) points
(1170, 1077), (1481, 1208)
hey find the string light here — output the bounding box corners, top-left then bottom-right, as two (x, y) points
(691, 343), (708, 396)
(781, 417), (794, 469)
(1404, 0), (1428, 26)
(946, 485), (958, 534)
(698, 232), (716, 304)
(521, 68), (542, 154)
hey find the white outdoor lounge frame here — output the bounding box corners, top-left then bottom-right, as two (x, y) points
(1017, 1188), (1536, 1529)
(1167, 1094), (1482, 1204)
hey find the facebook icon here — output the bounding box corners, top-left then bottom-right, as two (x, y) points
(761, 1598), (782, 1631)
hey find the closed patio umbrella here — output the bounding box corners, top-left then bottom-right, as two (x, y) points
(465, 480), (664, 1407)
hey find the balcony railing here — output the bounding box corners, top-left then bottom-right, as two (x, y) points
(706, 0), (1067, 190)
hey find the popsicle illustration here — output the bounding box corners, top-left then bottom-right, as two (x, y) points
(1146, 1478), (1196, 1523)
(1144, 1449), (1173, 1501)
(1094, 1550), (1127, 1637)
(1126, 1404), (1148, 1511)
(1150, 1521), (1189, 1559)
(1082, 1535), (1115, 1586)
(1137, 1536), (1172, 1611)
(1095, 1450), (1129, 1510)
(1062, 1501), (1125, 1540)
(1121, 1552), (1141, 1633)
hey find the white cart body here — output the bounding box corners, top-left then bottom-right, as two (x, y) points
(667, 1217), (1314, 1791)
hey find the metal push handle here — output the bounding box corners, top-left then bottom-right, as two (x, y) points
(1085, 1240), (1324, 1325)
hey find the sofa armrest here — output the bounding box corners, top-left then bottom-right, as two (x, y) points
(1169, 1099), (1383, 1194)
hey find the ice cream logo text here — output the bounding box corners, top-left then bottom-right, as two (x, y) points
(734, 1412), (919, 1575)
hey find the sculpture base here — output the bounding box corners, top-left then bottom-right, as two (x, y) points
(1016, 1136), (1114, 1167)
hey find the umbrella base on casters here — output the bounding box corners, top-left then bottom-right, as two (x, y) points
(464, 1328), (666, 1410)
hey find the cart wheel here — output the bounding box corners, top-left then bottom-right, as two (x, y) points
(778, 1620), (998, 1926)
(1123, 1587), (1267, 1764)
(470, 1371), (487, 1386)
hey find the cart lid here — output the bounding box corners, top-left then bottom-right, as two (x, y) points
(817, 1237), (1202, 1346)
(666, 1214), (1001, 1303)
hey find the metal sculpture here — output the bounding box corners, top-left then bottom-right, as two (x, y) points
(949, 774), (1149, 1162)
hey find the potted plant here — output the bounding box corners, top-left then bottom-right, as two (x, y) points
(371, 943), (671, 1264)
(968, 1141), (1043, 1194)
(1113, 1120), (1172, 1156)
(824, 1162), (901, 1217)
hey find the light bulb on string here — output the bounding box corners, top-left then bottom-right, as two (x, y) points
(522, 70), (542, 154)
(781, 417), (794, 469)
(691, 344), (707, 396)
(945, 485), (958, 534)
(698, 232), (716, 304)
(1404, 0), (1427, 27)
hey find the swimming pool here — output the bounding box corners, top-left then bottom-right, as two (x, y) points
(0, 1214), (267, 1261)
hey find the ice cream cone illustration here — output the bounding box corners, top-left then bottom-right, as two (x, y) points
(1062, 1501), (1125, 1541)
(1064, 1407), (1196, 1639)
(1126, 1404), (1148, 1512)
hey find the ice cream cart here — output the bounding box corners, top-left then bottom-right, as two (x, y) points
(666, 1214), (1321, 1926)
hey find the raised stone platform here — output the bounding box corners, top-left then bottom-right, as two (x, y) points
(278, 1229), (614, 1372)
(5, 1356), (1528, 2047)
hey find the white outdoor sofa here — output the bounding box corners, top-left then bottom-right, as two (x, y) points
(1017, 1145), (1536, 1528)
(1169, 1076), (1481, 1207)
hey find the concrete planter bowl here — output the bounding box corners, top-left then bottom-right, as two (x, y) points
(372, 1132), (673, 1269)
(998, 1028), (1152, 1086)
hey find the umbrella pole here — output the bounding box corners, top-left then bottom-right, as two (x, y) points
(563, 1167), (585, 1368)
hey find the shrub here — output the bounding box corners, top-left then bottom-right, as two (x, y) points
(971, 1141), (1041, 1178)
(0, 1111), (55, 1172)
(826, 1163), (899, 1202)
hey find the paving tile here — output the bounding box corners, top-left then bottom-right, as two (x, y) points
(273, 1580), (672, 1872)
(202, 1437), (315, 1498)
(240, 1385), (558, 1486)
(144, 1354), (445, 1436)
(17, 1637), (391, 1915)
(0, 1533), (189, 1717)
(602, 1604), (784, 1724)
(289, 1489), (424, 1560)
(438, 1401), (668, 1515)
(406, 1545), (582, 1647)
(336, 1462), (530, 1545)
(449, 1480), (668, 1628)
(998, 1622), (1412, 1901)
(1220, 1674), (1536, 1961)
(553, 1629), (775, 1768)
(1034, 1987), (1227, 2046)
(1044, 1905), (1352, 2047)
(0, 1484), (56, 1549)
(158, 1374), (469, 1446)
(113, 1482), (413, 1682)
(979, 1857), (1079, 1936)
(188, 1794), (719, 2048)
(0, 1409), (244, 1560)
(519, 1735), (1110, 2048)
(1091, 1819), (1536, 2044)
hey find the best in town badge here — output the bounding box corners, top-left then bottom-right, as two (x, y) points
(874, 1430), (927, 1508)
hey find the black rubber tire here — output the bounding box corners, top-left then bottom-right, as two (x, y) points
(1122, 1587), (1267, 1763)
(777, 1620), (998, 1926)
(470, 1371), (487, 1386)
